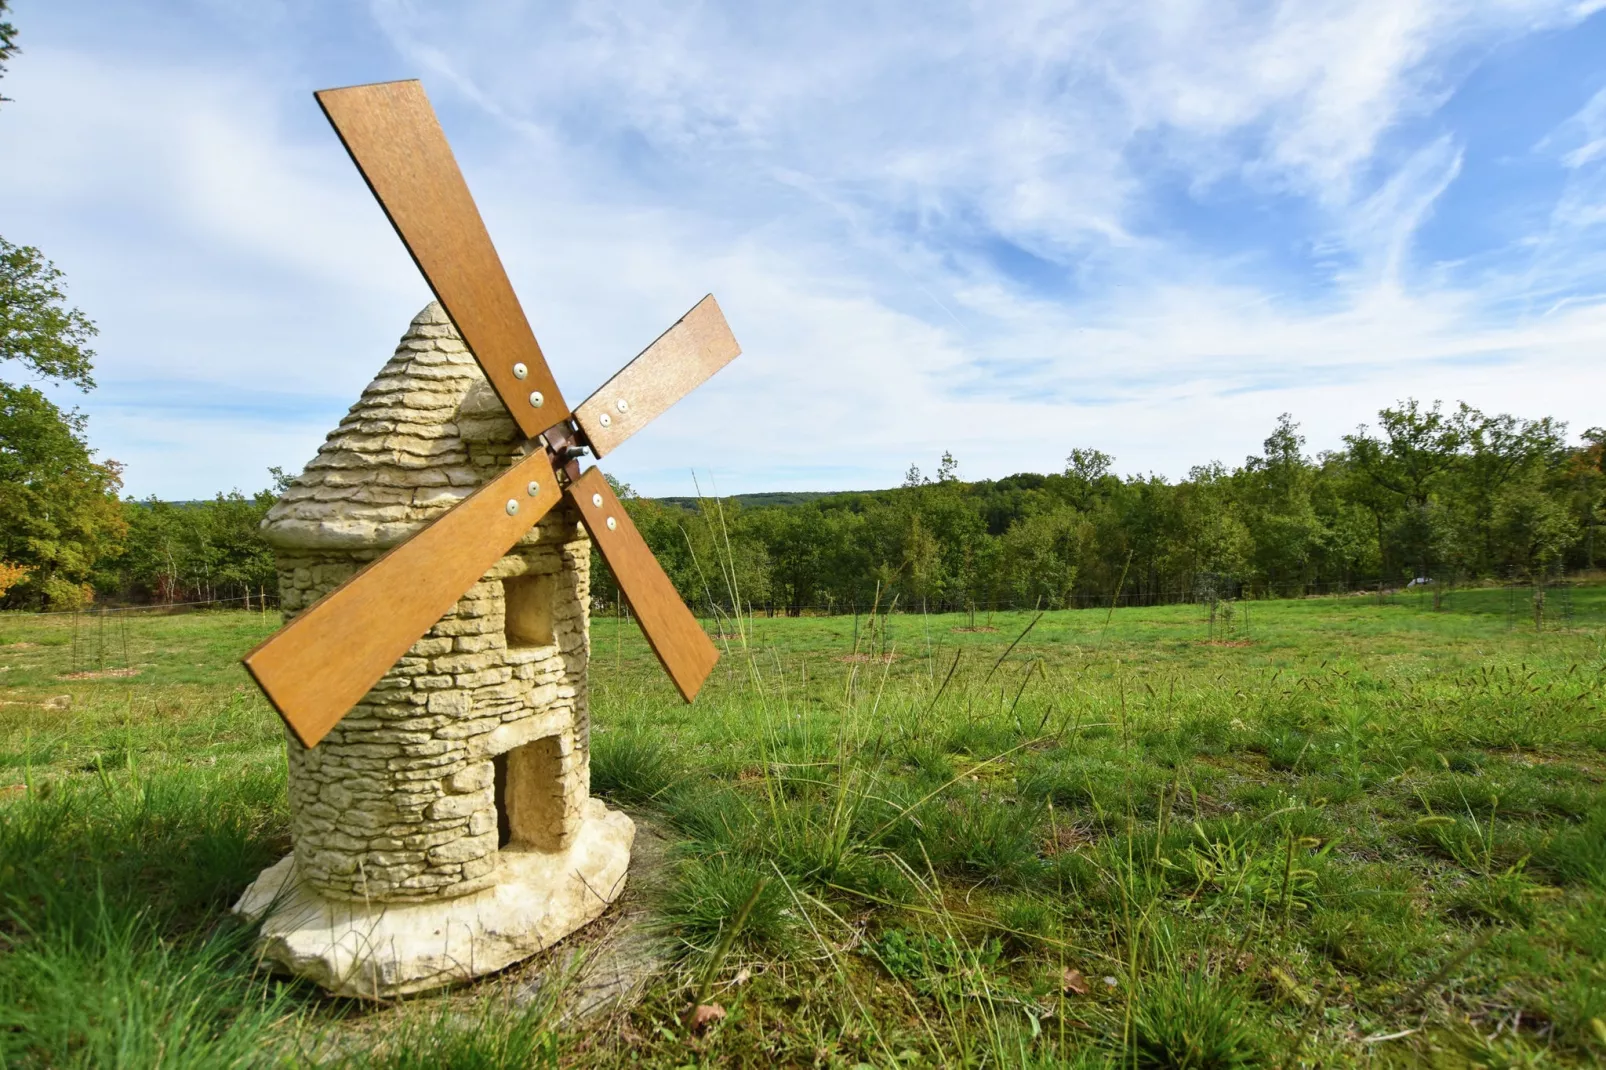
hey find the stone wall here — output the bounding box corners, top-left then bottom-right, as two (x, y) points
(278, 512), (591, 902)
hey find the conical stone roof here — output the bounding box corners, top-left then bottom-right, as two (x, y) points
(261, 302), (532, 551)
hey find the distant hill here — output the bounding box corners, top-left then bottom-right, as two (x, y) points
(654, 490), (868, 512)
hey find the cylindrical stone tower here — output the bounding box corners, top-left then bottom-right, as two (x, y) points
(234, 303), (633, 998)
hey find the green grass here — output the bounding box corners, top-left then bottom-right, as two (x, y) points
(2, 589), (1604, 1066)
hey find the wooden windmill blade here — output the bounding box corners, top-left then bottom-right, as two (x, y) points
(569, 468), (720, 701)
(572, 295), (740, 458)
(244, 453), (564, 748)
(316, 80), (570, 436)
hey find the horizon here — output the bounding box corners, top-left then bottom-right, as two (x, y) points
(4, 1), (1606, 500)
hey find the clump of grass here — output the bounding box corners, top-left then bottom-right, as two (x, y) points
(993, 892), (1061, 951)
(589, 727), (685, 806)
(0, 895), (292, 1068)
(660, 854), (800, 960)
(1310, 914), (1431, 977)
(1446, 865), (1544, 927)
(1532, 807), (1606, 889)
(880, 788), (1045, 885)
(1028, 753), (1170, 818)
(1128, 969), (1263, 1069)
(900, 738), (955, 785)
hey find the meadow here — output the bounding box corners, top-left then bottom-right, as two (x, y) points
(1, 586), (1603, 1067)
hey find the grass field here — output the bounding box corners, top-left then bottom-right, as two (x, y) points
(2, 587), (1604, 1067)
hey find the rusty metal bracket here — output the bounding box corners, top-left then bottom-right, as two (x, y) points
(539, 419), (588, 485)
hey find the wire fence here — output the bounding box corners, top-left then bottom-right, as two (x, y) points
(680, 575), (1605, 623)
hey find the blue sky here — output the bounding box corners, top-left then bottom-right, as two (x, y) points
(4, 0), (1605, 499)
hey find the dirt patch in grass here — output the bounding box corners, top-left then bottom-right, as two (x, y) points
(1044, 821), (1098, 854)
(1, 642), (39, 650)
(951, 626), (999, 634)
(1197, 639), (1255, 647)
(58, 668), (141, 680)
(836, 652), (900, 663)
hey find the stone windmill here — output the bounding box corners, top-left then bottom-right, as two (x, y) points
(232, 81), (739, 998)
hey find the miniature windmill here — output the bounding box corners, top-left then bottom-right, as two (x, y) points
(232, 80), (737, 998)
(243, 80), (737, 748)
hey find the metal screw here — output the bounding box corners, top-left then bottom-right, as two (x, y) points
(606, 516), (618, 531)
(599, 413), (612, 428)
(526, 481), (540, 497)
(615, 398), (629, 414)
(513, 363), (528, 380)
(505, 499), (519, 515)
(528, 391), (544, 408)
(591, 493), (603, 507)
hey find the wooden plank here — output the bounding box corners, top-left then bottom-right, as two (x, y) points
(244, 451), (563, 748)
(570, 467), (719, 700)
(316, 80), (568, 437)
(572, 295), (740, 458)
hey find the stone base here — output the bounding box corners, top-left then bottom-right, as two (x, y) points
(233, 800), (634, 999)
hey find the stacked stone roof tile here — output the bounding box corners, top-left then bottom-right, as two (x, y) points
(261, 301), (529, 551)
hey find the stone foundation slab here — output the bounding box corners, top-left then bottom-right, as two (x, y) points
(233, 800), (633, 999)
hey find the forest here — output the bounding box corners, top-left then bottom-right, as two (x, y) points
(599, 404), (1604, 615)
(3, 393), (1601, 613)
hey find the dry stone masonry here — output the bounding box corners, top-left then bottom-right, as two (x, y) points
(234, 303), (634, 998)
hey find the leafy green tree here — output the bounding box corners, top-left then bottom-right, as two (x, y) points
(1172, 462), (1251, 583)
(2, 238), (98, 389)
(1492, 477), (1577, 579)
(0, 383), (125, 608)
(998, 504), (1086, 607)
(1448, 404), (1567, 573)
(1344, 400), (1463, 578)
(1062, 448), (1115, 510)
(0, 229), (118, 606)
(1563, 427), (1604, 571)
(1237, 415), (1325, 590)
(110, 486), (280, 604)
(0, 0), (18, 104)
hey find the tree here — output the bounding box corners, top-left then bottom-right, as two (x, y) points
(1449, 404), (1567, 573)
(0, 561), (27, 598)
(999, 504), (1086, 607)
(1237, 415), (1325, 590)
(112, 490), (279, 604)
(0, 226), (121, 607)
(1492, 477), (1576, 580)
(1564, 427), (1604, 570)
(0, 0), (17, 105)
(2, 238), (98, 389)
(0, 383), (126, 608)
(1344, 400), (1462, 578)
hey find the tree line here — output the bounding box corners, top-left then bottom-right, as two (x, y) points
(7, 396), (1599, 614)
(595, 408), (1605, 617)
